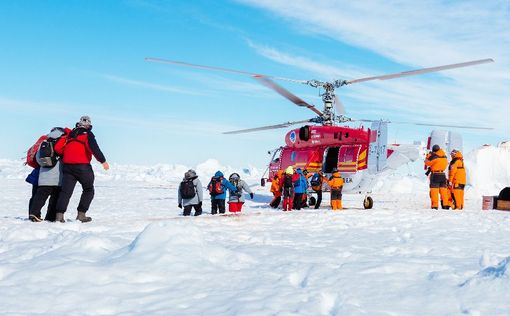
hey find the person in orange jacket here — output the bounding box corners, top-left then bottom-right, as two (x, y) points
(269, 170), (283, 208)
(424, 144), (450, 210)
(448, 149), (466, 210)
(327, 169), (344, 210)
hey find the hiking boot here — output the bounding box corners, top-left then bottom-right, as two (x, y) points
(55, 212), (65, 223)
(76, 211), (92, 223)
(29, 214), (43, 222)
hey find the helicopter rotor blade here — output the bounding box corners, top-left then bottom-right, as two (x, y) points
(345, 58), (494, 85)
(334, 94), (346, 115)
(145, 57), (309, 84)
(253, 76), (324, 116)
(389, 120), (493, 130)
(223, 119), (315, 135)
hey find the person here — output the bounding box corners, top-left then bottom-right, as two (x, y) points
(327, 169), (344, 210)
(448, 149), (466, 210)
(269, 170), (283, 208)
(280, 166), (295, 211)
(227, 173), (254, 213)
(208, 171), (237, 215)
(293, 168), (308, 210)
(424, 144), (450, 210)
(54, 116), (109, 223)
(29, 127), (67, 222)
(178, 169), (203, 216)
(25, 168), (40, 216)
(307, 170), (328, 209)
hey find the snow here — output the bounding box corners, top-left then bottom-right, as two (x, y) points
(1, 149), (510, 315)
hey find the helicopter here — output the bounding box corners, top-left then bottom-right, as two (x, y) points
(146, 57), (494, 208)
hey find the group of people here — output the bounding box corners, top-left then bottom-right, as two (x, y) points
(269, 166), (344, 211)
(25, 116), (109, 222)
(425, 144), (466, 210)
(177, 170), (254, 216)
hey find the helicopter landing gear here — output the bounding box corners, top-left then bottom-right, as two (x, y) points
(363, 196), (373, 209)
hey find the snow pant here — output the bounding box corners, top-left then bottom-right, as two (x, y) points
(450, 184), (465, 210)
(228, 202), (244, 213)
(28, 184), (38, 215)
(29, 186), (60, 221)
(56, 164), (95, 214)
(282, 187), (293, 211)
(331, 189), (343, 211)
(429, 172), (449, 209)
(183, 204), (202, 216)
(269, 194), (281, 208)
(314, 190), (322, 209)
(211, 199), (226, 214)
(293, 193), (304, 210)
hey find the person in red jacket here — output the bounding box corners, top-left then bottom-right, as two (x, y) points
(54, 116), (109, 222)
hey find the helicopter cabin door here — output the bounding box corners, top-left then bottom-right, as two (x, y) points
(337, 145), (362, 173)
(322, 147), (339, 173)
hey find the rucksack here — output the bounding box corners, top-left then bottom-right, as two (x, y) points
(36, 139), (58, 168)
(179, 179), (196, 199)
(283, 174), (293, 188)
(208, 176), (224, 196)
(26, 135), (48, 168)
(310, 173), (321, 187)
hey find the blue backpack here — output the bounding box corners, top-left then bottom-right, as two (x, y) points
(310, 173), (321, 187)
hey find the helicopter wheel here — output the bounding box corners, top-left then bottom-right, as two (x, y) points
(363, 196), (373, 209)
(309, 196), (316, 206)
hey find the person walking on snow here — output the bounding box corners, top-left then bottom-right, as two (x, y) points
(269, 170), (283, 208)
(293, 168), (308, 210)
(29, 127), (67, 222)
(448, 149), (466, 210)
(280, 166), (296, 211)
(424, 144), (450, 210)
(307, 170), (328, 209)
(208, 171), (237, 215)
(178, 169), (203, 216)
(327, 169), (344, 211)
(227, 173), (254, 213)
(54, 116), (109, 223)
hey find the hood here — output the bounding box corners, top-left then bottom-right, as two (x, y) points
(296, 168), (303, 175)
(215, 171), (224, 177)
(332, 171), (341, 177)
(436, 149), (446, 157)
(453, 151), (463, 159)
(285, 166), (294, 175)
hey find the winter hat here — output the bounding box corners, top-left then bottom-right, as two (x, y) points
(77, 115), (92, 128)
(47, 127), (65, 139)
(285, 166), (294, 175)
(214, 171), (224, 177)
(229, 173), (240, 181)
(432, 144), (440, 152)
(185, 169), (197, 179)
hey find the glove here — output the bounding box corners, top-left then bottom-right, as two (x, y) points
(250, 193), (254, 199)
(178, 203), (182, 209)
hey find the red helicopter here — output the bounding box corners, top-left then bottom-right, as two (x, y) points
(146, 57), (493, 208)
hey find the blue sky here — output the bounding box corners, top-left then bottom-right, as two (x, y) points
(1, 0), (508, 168)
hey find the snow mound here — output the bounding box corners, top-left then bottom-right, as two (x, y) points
(465, 143), (510, 196)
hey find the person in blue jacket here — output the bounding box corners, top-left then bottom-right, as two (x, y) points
(293, 168), (308, 210)
(207, 171), (237, 215)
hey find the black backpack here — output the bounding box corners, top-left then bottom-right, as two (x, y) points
(36, 139), (58, 167)
(283, 174), (293, 188)
(179, 179), (196, 199)
(310, 173), (321, 187)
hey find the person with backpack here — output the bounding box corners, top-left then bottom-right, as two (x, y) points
(54, 116), (109, 223)
(227, 173), (254, 213)
(292, 168), (308, 210)
(448, 149), (466, 210)
(279, 166), (297, 212)
(269, 170), (284, 208)
(28, 127), (67, 222)
(307, 170), (328, 209)
(327, 169), (344, 211)
(178, 169), (203, 216)
(208, 171), (237, 215)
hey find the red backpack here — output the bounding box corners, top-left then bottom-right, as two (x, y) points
(25, 135), (48, 168)
(208, 176), (224, 196)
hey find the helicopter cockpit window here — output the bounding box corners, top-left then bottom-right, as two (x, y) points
(272, 157), (280, 163)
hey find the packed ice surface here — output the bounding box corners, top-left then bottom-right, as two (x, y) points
(1, 146), (510, 315)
